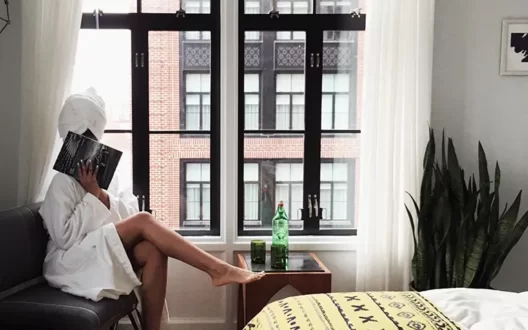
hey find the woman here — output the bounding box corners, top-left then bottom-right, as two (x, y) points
(39, 88), (263, 330)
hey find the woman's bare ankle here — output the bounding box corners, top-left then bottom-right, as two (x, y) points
(209, 264), (264, 286)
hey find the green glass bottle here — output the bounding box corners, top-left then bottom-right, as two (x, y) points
(270, 201), (289, 269)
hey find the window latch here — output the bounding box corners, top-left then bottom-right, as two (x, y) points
(175, 3), (186, 18)
(307, 194), (313, 218)
(268, 0), (279, 18)
(351, 7), (363, 18)
(268, 9), (279, 19)
(314, 194), (319, 218)
(92, 8), (103, 29)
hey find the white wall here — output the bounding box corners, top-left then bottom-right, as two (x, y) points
(431, 0), (528, 292)
(0, 0), (21, 210)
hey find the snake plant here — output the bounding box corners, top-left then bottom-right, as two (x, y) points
(406, 129), (528, 291)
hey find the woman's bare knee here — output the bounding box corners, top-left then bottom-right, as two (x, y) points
(133, 241), (166, 268)
(116, 212), (157, 249)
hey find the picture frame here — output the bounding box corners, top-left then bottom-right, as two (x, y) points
(500, 18), (528, 76)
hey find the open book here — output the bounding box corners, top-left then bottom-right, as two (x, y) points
(53, 131), (123, 190)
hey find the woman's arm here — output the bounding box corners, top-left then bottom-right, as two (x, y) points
(39, 174), (111, 250)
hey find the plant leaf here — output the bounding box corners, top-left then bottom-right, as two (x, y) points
(488, 210), (528, 285)
(481, 191), (522, 284)
(463, 226), (487, 287)
(478, 142), (491, 229)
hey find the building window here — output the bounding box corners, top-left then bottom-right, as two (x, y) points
(320, 1), (353, 40)
(276, 0), (310, 40)
(185, 73), (211, 130)
(322, 73), (350, 130)
(320, 0), (352, 14)
(185, 0), (211, 40)
(244, 1), (261, 40)
(244, 73), (260, 130)
(244, 163), (260, 222)
(320, 162), (348, 224)
(184, 163), (210, 225)
(276, 74), (304, 130)
(275, 163), (303, 223)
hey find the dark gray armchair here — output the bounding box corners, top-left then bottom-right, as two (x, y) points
(0, 204), (142, 330)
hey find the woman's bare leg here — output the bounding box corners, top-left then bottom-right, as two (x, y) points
(131, 241), (167, 330)
(116, 212), (263, 286)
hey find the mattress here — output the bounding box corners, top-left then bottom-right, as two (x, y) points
(423, 288), (528, 329)
(244, 289), (528, 330)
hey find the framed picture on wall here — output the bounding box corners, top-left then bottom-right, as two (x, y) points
(501, 19), (528, 76)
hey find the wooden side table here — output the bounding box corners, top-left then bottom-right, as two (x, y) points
(236, 252), (332, 330)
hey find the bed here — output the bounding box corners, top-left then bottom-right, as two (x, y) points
(243, 288), (528, 329)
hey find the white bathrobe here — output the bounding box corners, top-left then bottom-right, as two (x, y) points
(39, 87), (169, 322)
(40, 172), (143, 300)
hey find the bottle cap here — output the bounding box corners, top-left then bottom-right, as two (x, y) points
(278, 200), (284, 207)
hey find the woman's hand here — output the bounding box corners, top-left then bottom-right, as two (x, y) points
(78, 159), (101, 198)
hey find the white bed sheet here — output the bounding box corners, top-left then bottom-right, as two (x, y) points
(422, 288), (528, 329)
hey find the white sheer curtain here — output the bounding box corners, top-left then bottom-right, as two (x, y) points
(355, 0), (436, 291)
(17, 0), (84, 205)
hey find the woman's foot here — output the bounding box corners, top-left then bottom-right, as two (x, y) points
(210, 264), (265, 286)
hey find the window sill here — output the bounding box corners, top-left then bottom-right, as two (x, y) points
(184, 236), (357, 252)
(233, 235), (357, 251)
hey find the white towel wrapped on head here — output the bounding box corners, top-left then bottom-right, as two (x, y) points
(58, 87), (107, 140)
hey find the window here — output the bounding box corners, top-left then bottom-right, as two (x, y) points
(277, 0), (311, 16)
(276, 1), (309, 40)
(79, 0), (220, 235)
(183, 163), (211, 227)
(185, 1), (211, 40)
(275, 163), (304, 228)
(319, 0), (352, 14)
(244, 74), (260, 130)
(243, 0), (313, 14)
(239, 0), (364, 236)
(320, 162), (349, 227)
(185, 73), (211, 131)
(276, 74), (304, 130)
(322, 73), (350, 130)
(244, 1), (261, 40)
(244, 163), (260, 224)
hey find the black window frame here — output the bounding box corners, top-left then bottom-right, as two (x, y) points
(238, 0), (365, 236)
(80, 0), (220, 236)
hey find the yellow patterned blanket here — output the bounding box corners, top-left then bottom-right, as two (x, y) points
(243, 292), (460, 330)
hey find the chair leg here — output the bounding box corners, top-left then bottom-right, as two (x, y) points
(128, 309), (143, 330)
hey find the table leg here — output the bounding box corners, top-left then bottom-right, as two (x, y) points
(237, 283), (245, 330)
